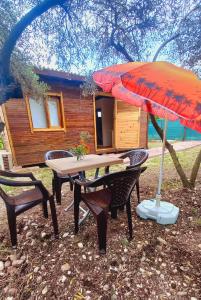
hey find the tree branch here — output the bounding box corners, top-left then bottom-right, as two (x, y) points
(0, 0), (67, 76)
(0, 0), (67, 103)
(190, 149), (201, 187)
(152, 3), (201, 62)
(152, 33), (180, 62)
(110, 30), (133, 62)
(149, 114), (191, 188)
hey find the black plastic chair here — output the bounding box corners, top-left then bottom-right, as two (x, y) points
(119, 149), (149, 203)
(74, 167), (146, 254)
(45, 150), (79, 204)
(0, 170), (59, 248)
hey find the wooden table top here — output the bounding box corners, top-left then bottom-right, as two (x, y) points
(45, 154), (124, 175)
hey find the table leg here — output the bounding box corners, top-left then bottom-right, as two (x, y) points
(64, 200), (74, 212)
(64, 173), (90, 225)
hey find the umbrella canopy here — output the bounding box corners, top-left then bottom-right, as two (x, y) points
(93, 62), (146, 92)
(93, 61), (201, 132)
(121, 61), (201, 132)
(93, 61), (201, 224)
(112, 83), (178, 121)
(93, 62), (178, 120)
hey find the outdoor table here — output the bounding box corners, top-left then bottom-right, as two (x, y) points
(45, 154), (123, 175)
(45, 154), (124, 223)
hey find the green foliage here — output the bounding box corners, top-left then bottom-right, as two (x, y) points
(71, 144), (89, 160)
(11, 63), (49, 98)
(80, 74), (99, 97)
(194, 218), (201, 227)
(191, 207), (198, 215)
(71, 131), (91, 159)
(121, 238), (129, 247)
(0, 136), (4, 150)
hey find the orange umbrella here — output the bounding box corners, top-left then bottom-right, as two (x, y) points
(93, 61), (201, 224)
(93, 61), (201, 132)
(121, 61), (201, 132)
(93, 62), (146, 92)
(112, 83), (178, 121)
(94, 62), (178, 121)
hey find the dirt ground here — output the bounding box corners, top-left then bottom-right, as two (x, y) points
(0, 152), (201, 299)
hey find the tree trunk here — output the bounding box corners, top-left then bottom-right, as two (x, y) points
(190, 149), (201, 187)
(149, 115), (192, 188)
(0, 0), (67, 103)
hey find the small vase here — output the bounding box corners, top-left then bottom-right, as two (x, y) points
(76, 154), (84, 161)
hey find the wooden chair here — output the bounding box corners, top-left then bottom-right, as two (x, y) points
(0, 170), (59, 248)
(74, 167), (146, 254)
(45, 150), (79, 204)
(119, 149), (149, 203)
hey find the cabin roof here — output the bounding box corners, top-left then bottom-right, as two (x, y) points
(35, 68), (85, 83)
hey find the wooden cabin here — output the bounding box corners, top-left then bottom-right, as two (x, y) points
(1, 69), (148, 167)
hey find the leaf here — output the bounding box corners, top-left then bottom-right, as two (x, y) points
(73, 291), (85, 300)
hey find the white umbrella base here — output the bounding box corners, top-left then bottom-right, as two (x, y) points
(136, 199), (179, 225)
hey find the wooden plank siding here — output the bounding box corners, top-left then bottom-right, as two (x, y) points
(139, 110), (148, 148)
(4, 81), (95, 166)
(115, 100), (144, 149)
(4, 75), (148, 166)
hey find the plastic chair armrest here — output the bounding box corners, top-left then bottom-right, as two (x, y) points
(0, 178), (42, 187)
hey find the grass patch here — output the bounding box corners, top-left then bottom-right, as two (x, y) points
(148, 140), (177, 149)
(191, 208), (199, 216)
(1, 168), (53, 196)
(162, 178), (182, 190)
(194, 218), (201, 227)
(147, 145), (201, 172)
(2, 145), (201, 195)
(121, 238), (129, 247)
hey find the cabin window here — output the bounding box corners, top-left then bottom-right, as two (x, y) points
(27, 94), (65, 131)
(29, 98), (48, 128)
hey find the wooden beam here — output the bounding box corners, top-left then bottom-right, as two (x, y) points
(2, 104), (17, 165)
(25, 95), (34, 133)
(93, 94), (97, 151)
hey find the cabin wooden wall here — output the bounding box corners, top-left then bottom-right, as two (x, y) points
(4, 78), (148, 166)
(4, 80), (95, 166)
(139, 110), (148, 148)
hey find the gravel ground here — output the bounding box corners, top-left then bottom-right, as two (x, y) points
(0, 179), (201, 299)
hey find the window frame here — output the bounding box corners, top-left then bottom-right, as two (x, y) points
(26, 92), (66, 132)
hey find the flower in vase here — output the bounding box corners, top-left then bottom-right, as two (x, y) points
(71, 131), (91, 160)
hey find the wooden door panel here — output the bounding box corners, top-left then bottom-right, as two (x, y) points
(115, 99), (140, 149)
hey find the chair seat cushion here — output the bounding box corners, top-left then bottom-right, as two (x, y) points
(81, 189), (111, 209)
(7, 187), (44, 206)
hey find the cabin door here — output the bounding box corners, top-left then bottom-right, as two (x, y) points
(95, 96), (114, 150)
(114, 99), (140, 149)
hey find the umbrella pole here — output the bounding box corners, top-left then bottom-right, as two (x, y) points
(136, 117), (179, 224)
(155, 118), (168, 207)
